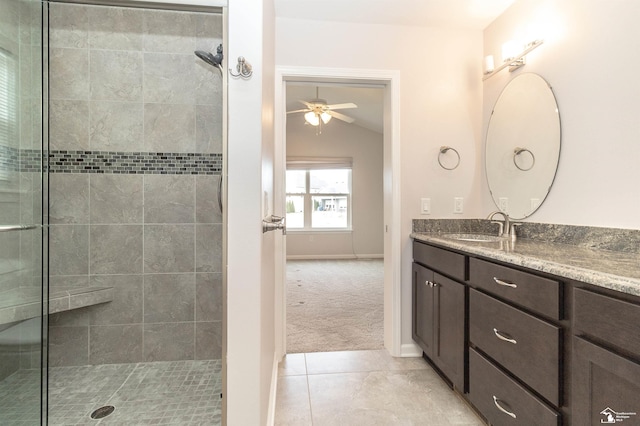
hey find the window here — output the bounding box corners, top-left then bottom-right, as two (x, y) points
(286, 158), (352, 231)
(0, 48), (17, 181)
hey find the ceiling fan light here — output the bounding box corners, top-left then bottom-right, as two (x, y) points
(320, 112), (332, 124)
(304, 111), (320, 126)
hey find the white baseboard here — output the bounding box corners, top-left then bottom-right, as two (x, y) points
(286, 254), (384, 260)
(400, 342), (423, 357)
(267, 354), (279, 426)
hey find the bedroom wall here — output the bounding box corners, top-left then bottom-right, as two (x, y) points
(286, 116), (384, 259)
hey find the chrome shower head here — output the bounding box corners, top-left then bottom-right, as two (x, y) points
(195, 44), (223, 72)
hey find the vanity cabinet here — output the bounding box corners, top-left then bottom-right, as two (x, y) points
(413, 238), (639, 426)
(412, 242), (466, 391)
(572, 287), (640, 425)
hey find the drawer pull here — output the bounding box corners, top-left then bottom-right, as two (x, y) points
(493, 328), (517, 345)
(493, 395), (517, 419)
(493, 277), (517, 288)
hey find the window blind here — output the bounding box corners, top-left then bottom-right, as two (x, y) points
(0, 48), (17, 181)
(286, 157), (353, 170)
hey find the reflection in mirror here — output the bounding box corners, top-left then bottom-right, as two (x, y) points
(485, 73), (561, 219)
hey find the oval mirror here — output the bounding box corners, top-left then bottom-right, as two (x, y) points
(485, 73), (561, 219)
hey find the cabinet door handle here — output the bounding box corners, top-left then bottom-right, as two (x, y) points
(493, 277), (517, 288)
(425, 281), (432, 287)
(493, 328), (517, 345)
(493, 395), (517, 419)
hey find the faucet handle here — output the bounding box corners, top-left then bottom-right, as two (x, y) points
(509, 222), (522, 239)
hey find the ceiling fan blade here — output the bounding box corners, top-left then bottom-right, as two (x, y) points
(299, 100), (314, 108)
(287, 109), (310, 114)
(327, 110), (355, 123)
(326, 103), (357, 110)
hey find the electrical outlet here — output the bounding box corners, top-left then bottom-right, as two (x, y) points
(421, 198), (431, 215)
(453, 197), (463, 214)
(530, 198), (540, 211)
(499, 197), (509, 212)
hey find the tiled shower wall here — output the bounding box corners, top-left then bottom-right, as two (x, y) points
(47, 3), (223, 366)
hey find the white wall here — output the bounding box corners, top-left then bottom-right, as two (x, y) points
(227, 0), (276, 424)
(277, 18), (483, 345)
(483, 0), (640, 229)
(286, 118), (384, 258)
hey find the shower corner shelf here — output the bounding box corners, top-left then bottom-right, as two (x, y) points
(0, 286), (114, 326)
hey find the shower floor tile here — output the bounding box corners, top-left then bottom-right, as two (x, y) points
(48, 359), (222, 425)
(0, 368), (42, 425)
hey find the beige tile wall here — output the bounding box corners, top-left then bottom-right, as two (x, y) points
(47, 2), (223, 366)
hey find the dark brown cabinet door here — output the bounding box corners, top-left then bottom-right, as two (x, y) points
(573, 336), (640, 426)
(412, 262), (435, 358)
(433, 272), (466, 391)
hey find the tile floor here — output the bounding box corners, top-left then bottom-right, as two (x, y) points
(275, 350), (485, 425)
(48, 360), (222, 425)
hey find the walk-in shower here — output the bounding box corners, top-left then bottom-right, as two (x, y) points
(1, 1), (225, 424)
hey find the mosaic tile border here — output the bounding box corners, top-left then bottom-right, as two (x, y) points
(0, 146), (222, 175)
(49, 150), (222, 175)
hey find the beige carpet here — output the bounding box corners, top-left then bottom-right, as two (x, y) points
(286, 259), (384, 353)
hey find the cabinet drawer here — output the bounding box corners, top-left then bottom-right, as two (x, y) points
(413, 241), (465, 281)
(469, 257), (561, 320)
(574, 287), (640, 356)
(469, 348), (560, 426)
(470, 289), (561, 405)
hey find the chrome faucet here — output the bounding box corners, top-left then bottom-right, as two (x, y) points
(487, 211), (521, 240)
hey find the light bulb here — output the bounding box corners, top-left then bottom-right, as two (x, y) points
(320, 112), (332, 124)
(502, 40), (519, 62)
(304, 111), (320, 126)
(484, 55), (494, 74)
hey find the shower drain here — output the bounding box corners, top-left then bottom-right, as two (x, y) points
(90, 405), (115, 420)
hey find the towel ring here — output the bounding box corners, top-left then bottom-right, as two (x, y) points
(438, 146), (460, 170)
(513, 147), (535, 171)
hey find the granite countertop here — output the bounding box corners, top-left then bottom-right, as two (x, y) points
(411, 220), (640, 297)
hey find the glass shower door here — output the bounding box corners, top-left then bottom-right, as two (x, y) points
(0, 0), (47, 423)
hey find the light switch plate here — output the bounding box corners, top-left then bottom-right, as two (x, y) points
(421, 198), (431, 215)
(454, 197), (463, 214)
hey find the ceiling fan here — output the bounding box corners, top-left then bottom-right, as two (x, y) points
(287, 87), (357, 133)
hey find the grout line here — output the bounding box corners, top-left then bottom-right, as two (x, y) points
(303, 353), (314, 424)
(104, 362), (141, 406)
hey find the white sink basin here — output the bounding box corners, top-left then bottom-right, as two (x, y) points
(442, 233), (504, 242)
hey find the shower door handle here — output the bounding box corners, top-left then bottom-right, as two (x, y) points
(0, 224), (40, 232)
(217, 175), (223, 214)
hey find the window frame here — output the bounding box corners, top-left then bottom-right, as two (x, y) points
(285, 158), (353, 232)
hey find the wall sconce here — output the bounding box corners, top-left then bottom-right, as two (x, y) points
(483, 39), (543, 81)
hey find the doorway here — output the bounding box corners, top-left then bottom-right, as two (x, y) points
(274, 67), (402, 359)
(284, 82), (384, 353)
